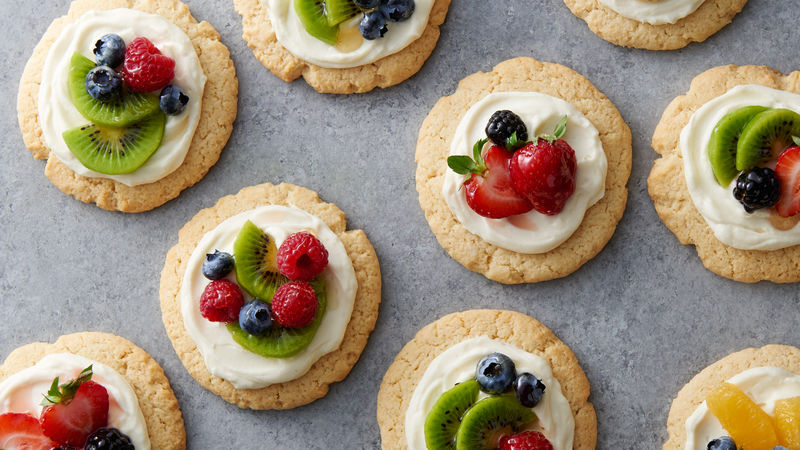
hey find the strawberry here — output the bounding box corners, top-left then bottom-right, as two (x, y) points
(509, 116), (577, 215)
(499, 431), (554, 450)
(0, 413), (58, 450)
(447, 138), (534, 219)
(775, 139), (800, 217)
(122, 37), (175, 92)
(39, 367), (109, 447)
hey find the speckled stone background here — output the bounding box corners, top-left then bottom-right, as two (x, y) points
(1, 0), (798, 448)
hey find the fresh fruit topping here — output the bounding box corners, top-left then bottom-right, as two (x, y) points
(732, 167), (780, 213)
(159, 85), (189, 115)
(475, 353), (516, 394)
(707, 105), (768, 186)
(84, 427), (134, 450)
(239, 300), (273, 335)
(85, 66), (122, 102)
(41, 379), (109, 446)
(93, 34), (126, 68)
(40, 366), (94, 406)
(773, 396), (800, 448)
(736, 109), (800, 171)
(706, 436), (737, 450)
(510, 116), (577, 215)
(271, 281), (318, 328)
(360, 10), (388, 40)
(233, 221), (289, 300)
(0, 412), (58, 449)
(62, 111), (166, 175)
(295, 0), (340, 45)
(424, 380), (480, 450)
(122, 37), (175, 92)
(277, 232), (329, 281)
(499, 431), (554, 450)
(706, 382), (779, 450)
(454, 396), (536, 450)
(326, 0), (360, 26)
(773, 447), (791, 450)
(381, 0), (415, 21)
(199, 279), (244, 322)
(354, 0), (379, 9)
(486, 110), (528, 149)
(514, 373), (546, 408)
(775, 142), (800, 217)
(202, 250), (235, 280)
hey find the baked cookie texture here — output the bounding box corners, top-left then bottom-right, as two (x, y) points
(0, 332), (186, 450)
(563, 0), (747, 50)
(648, 65), (800, 283)
(416, 57), (632, 284)
(159, 182), (382, 409)
(17, 0), (238, 212)
(377, 309), (597, 449)
(233, 0), (450, 94)
(664, 344), (800, 449)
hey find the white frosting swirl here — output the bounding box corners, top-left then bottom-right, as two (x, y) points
(599, 0), (705, 24)
(38, 9), (206, 187)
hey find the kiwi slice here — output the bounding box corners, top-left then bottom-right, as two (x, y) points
(708, 105), (768, 186)
(294, 0), (339, 46)
(424, 380), (480, 450)
(325, 0), (359, 26)
(736, 108), (800, 171)
(233, 220), (290, 300)
(455, 396), (537, 450)
(68, 53), (159, 128)
(62, 111), (166, 175)
(227, 279), (326, 358)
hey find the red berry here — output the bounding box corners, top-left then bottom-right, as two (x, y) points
(499, 431), (554, 450)
(0, 412), (58, 450)
(464, 144), (534, 218)
(271, 281), (318, 328)
(199, 279), (244, 322)
(277, 232), (329, 281)
(40, 381), (109, 446)
(122, 37), (175, 92)
(775, 145), (800, 217)
(509, 139), (577, 215)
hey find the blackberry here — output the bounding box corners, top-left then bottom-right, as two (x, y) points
(485, 110), (528, 146)
(84, 427), (134, 450)
(733, 167), (780, 213)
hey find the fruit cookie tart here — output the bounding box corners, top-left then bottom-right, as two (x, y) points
(648, 65), (800, 282)
(563, 0), (747, 50)
(664, 345), (800, 450)
(160, 182), (381, 409)
(377, 310), (596, 449)
(233, 0), (449, 93)
(417, 57), (631, 283)
(18, 0), (237, 212)
(0, 332), (185, 449)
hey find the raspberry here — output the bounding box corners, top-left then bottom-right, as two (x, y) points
(122, 37), (175, 92)
(271, 281), (318, 328)
(277, 232), (329, 281)
(499, 431), (554, 450)
(199, 279), (244, 322)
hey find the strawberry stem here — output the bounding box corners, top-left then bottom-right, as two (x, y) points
(537, 115), (568, 144)
(447, 138), (489, 181)
(41, 366), (93, 406)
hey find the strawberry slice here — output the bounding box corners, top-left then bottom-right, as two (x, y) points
(775, 144), (800, 217)
(0, 412), (58, 450)
(39, 368), (109, 447)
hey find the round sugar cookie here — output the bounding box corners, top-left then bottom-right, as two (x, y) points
(377, 309), (597, 449)
(17, 0), (238, 212)
(648, 64), (800, 282)
(0, 332), (185, 450)
(233, 0), (450, 94)
(159, 182), (382, 409)
(416, 56), (632, 284)
(563, 0), (747, 50)
(664, 344), (800, 449)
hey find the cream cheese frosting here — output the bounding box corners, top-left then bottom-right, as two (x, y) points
(598, 0), (705, 25)
(38, 8), (206, 187)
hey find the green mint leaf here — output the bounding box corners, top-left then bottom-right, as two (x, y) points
(793, 135), (800, 147)
(40, 365), (93, 406)
(447, 155), (477, 175)
(552, 115), (568, 140)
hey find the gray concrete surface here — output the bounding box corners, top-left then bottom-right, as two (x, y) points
(0, 0), (798, 448)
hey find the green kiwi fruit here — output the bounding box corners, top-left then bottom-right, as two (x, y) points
(455, 396), (537, 450)
(707, 105), (768, 186)
(233, 220), (290, 300)
(68, 53), (160, 128)
(294, 0), (339, 46)
(227, 279), (326, 358)
(736, 108), (800, 171)
(424, 380), (480, 450)
(325, 0), (359, 26)
(61, 111), (166, 175)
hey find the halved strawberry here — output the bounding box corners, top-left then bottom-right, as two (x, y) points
(40, 378), (109, 446)
(0, 412), (58, 449)
(775, 144), (800, 217)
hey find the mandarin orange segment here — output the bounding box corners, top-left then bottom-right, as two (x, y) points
(706, 382), (780, 450)
(774, 396), (800, 448)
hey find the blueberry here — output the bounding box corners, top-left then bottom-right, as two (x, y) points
(159, 85), (190, 115)
(202, 250), (235, 280)
(93, 34), (126, 68)
(360, 11), (388, 40)
(773, 447), (791, 450)
(85, 66), (122, 101)
(239, 300), (273, 335)
(707, 436), (737, 450)
(514, 373), (546, 407)
(475, 353), (516, 394)
(353, 0), (380, 10)
(381, 0), (415, 22)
